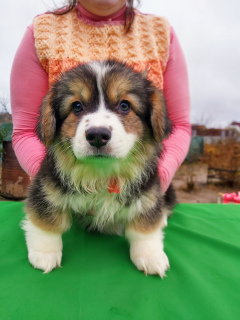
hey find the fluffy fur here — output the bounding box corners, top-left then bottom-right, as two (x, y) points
(23, 60), (176, 277)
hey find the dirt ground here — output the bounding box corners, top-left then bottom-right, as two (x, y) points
(172, 163), (236, 203)
(0, 163), (238, 204)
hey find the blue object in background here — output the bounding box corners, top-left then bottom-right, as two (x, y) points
(185, 136), (204, 162)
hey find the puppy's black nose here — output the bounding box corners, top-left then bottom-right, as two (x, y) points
(86, 127), (111, 148)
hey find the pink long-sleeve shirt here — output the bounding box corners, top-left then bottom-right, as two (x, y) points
(10, 6), (191, 193)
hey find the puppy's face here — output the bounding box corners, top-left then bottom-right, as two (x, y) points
(38, 60), (171, 162)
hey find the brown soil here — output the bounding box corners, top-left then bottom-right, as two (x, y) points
(172, 163), (236, 203)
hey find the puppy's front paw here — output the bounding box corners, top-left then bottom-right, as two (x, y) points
(126, 227), (170, 278)
(131, 247), (169, 278)
(28, 250), (62, 273)
(22, 219), (63, 273)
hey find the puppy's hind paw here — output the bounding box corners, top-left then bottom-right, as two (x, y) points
(28, 250), (62, 273)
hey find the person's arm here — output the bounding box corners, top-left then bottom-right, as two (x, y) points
(158, 27), (191, 193)
(10, 25), (49, 177)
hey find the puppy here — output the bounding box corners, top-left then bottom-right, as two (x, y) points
(22, 60), (176, 277)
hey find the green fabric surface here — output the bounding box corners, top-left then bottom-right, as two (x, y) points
(0, 201), (240, 320)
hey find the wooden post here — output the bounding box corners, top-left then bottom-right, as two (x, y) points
(1, 141), (30, 200)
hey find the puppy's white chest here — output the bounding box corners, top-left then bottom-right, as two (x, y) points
(70, 191), (121, 216)
(68, 190), (140, 228)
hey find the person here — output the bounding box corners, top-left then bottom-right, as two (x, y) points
(10, 0), (191, 193)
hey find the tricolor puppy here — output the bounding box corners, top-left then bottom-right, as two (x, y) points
(23, 60), (176, 277)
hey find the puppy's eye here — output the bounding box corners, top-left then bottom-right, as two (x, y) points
(119, 100), (131, 113)
(72, 101), (83, 113)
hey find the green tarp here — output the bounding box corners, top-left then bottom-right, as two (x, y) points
(0, 201), (240, 319)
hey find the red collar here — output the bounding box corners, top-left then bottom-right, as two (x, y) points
(108, 179), (121, 194)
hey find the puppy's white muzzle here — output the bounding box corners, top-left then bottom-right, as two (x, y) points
(72, 110), (137, 159)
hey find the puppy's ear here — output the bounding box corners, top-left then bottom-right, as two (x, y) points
(150, 88), (172, 142)
(36, 92), (56, 147)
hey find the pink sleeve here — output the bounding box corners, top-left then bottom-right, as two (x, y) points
(158, 27), (191, 193)
(10, 25), (49, 178)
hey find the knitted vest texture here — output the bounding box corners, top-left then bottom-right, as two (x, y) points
(33, 9), (170, 89)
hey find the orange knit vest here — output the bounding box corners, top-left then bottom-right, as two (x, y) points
(33, 9), (170, 89)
